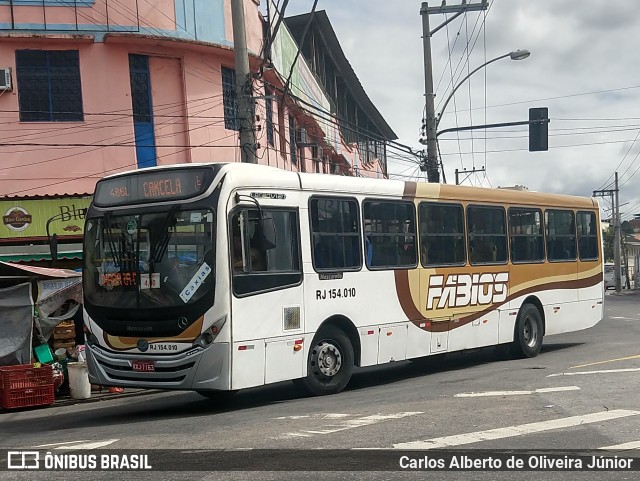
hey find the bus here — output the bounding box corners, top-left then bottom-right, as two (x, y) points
(82, 162), (604, 397)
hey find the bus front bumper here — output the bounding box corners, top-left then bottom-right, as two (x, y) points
(85, 341), (230, 391)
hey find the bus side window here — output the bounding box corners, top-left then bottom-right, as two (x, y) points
(232, 208), (301, 296)
(310, 197), (361, 271)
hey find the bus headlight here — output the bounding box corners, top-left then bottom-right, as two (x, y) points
(194, 316), (226, 348)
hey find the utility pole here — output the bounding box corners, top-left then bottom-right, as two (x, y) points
(455, 166), (485, 185)
(614, 172), (621, 293)
(593, 172), (621, 293)
(231, 0), (257, 163)
(420, 0), (488, 182)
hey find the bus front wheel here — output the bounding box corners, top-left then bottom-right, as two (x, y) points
(512, 303), (543, 358)
(300, 326), (354, 396)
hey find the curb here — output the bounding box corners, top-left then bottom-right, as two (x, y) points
(53, 389), (161, 407)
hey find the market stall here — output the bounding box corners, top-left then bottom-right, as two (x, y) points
(0, 261), (83, 409)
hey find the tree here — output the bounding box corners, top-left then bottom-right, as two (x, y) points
(603, 226), (614, 262)
(621, 220), (634, 235)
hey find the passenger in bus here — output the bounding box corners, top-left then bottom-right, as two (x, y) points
(314, 239), (339, 268)
(232, 235), (266, 271)
(470, 240), (496, 263)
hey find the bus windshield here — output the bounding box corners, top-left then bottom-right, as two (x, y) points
(83, 208), (215, 310)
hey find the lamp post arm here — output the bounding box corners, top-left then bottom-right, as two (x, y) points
(436, 53), (510, 128)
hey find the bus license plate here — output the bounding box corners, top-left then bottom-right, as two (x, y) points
(132, 360), (155, 372)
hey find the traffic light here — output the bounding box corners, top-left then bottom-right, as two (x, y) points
(529, 107), (549, 152)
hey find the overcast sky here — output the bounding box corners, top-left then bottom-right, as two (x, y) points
(285, 0), (640, 221)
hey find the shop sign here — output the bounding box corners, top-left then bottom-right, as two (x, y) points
(0, 196), (92, 240)
(3, 207), (33, 232)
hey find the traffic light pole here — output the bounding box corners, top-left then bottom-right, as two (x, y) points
(436, 118), (548, 139)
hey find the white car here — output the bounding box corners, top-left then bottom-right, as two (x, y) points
(604, 264), (620, 290)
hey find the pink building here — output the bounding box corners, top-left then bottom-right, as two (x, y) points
(0, 1), (396, 265)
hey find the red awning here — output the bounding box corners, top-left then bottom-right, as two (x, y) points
(0, 261), (80, 279)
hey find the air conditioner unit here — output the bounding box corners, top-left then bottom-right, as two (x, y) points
(0, 68), (12, 91)
(295, 127), (309, 145)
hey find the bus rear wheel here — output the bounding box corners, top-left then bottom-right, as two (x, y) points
(512, 303), (543, 358)
(300, 326), (354, 396)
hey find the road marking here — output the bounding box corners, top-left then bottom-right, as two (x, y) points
(34, 440), (91, 448)
(454, 386), (580, 397)
(393, 410), (640, 450)
(272, 413), (352, 420)
(41, 440), (119, 450)
(279, 412), (423, 439)
(548, 368), (640, 377)
(273, 415), (311, 420)
(570, 354), (640, 369)
(600, 440), (640, 450)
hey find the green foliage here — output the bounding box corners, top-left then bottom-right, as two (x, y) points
(621, 220), (634, 235)
(603, 227), (614, 262)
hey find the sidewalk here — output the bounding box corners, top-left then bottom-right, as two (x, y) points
(607, 287), (640, 296)
(53, 388), (160, 407)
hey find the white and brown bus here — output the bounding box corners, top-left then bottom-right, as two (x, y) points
(82, 163), (603, 397)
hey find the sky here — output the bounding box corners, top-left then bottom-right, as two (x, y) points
(285, 0), (640, 222)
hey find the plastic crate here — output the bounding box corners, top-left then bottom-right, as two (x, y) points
(0, 364), (55, 410)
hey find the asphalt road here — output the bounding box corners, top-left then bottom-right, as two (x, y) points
(1, 291), (639, 480)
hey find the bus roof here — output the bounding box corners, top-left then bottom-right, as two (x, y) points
(103, 163), (598, 209)
(219, 163), (598, 209)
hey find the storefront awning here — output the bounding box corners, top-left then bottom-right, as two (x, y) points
(0, 261), (81, 279)
(0, 251), (82, 263)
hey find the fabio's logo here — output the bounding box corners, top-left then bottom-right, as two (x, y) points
(3, 207), (32, 232)
(427, 272), (509, 310)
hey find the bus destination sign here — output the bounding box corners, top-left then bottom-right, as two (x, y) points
(93, 168), (213, 207)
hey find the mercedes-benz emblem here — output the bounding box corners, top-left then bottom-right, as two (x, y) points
(137, 339), (149, 352)
(178, 317), (189, 329)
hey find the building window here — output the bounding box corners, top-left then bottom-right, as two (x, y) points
(222, 66), (238, 131)
(312, 145), (321, 173)
(288, 115), (297, 165)
(278, 100), (286, 159)
(265, 87), (274, 146)
(363, 200), (417, 269)
(129, 55), (152, 123)
(129, 54), (157, 168)
(509, 207), (545, 263)
(545, 209), (576, 261)
(310, 197), (361, 271)
(419, 202), (466, 266)
(16, 50), (83, 122)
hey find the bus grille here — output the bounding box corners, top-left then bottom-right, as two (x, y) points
(283, 306), (301, 330)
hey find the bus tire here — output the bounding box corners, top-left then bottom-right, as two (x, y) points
(512, 303), (543, 358)
(300, 325), (354, 396)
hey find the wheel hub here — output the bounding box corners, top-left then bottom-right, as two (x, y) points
(523, 317), (538, 347)
(317, 342), (342, 377)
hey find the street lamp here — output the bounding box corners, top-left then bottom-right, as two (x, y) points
(420, 44), (530, 182)
(435, 49), (530, 128)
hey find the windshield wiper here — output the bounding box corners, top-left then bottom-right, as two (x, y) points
(103, 212), (124, 284)
(151, 206), (178, 265)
